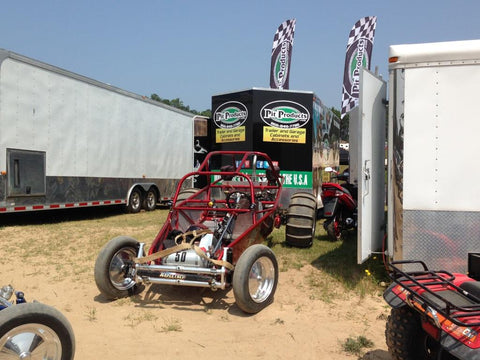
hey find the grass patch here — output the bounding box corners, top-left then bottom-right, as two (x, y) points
(1, 207), (388, 299)
(157, 317), (182, 333)
(124, 310), (158, 327)
(266, 222), (388, 298)
(341, 335), (374, 355)
(85, 306), (97, 322)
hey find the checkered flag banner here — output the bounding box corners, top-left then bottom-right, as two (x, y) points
(270, 19), (296, 90)
(341, 16), (377, 118)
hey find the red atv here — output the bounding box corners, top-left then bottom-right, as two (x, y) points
(95, 151), (284, 314)
(384, 259), (480, 359)
(320, 167), (357, 241)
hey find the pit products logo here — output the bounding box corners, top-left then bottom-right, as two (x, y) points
(340, 16), (376, 118)
(270, 19), (296, 90)
(344, 38), (372, 98)
(272, 41), (291, 89)
(260, 100), (310, 129)
(213, 101), (248, 129)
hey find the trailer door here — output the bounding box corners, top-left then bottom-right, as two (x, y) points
(354, 68), (387, 263)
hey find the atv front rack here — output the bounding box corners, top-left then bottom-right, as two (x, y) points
(388, 260), (480, 327)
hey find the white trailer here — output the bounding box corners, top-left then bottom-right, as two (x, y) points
(0, 49), (194, 214)
(352, 39), (480, 273)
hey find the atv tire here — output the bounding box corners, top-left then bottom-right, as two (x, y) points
(233, 244), (278, 314)
(285, 192), (317, 247)
(94, 236), (143, 300)
(324, 217), (341, 241)
(386, 306), (446, 360)
(0, 302), (75, 360)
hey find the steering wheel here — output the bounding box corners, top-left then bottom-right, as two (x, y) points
(226, 191), (252, 209)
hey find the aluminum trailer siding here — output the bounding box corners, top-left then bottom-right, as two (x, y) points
(0, 49), (194, 213)
(387, 39), (480, 273)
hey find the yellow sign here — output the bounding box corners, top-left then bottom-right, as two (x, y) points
(216, 126), (246, 143)
(263, 126), (306, 144)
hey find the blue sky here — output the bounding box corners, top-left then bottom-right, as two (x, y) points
(1, 1), (479, 112)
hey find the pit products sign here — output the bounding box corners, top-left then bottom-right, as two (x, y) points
(261, 100), (309, 144)
(340, 16), (377, 118)
(214, 101), (248, 143)
(270, 19), (296, 90)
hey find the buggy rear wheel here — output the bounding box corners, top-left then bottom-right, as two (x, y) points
(94, 236), (143, 300)
(285, 192), (317, 247)
(232, 245), (278, 314)
(386, 306), (447, 360)
(174, 188), (200, 205)
(0, 302), (75, 360)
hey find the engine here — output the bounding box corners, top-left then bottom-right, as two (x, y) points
(162, 233), (215, 268)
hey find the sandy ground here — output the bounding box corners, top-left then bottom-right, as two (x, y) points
(0, 211), (393, 360)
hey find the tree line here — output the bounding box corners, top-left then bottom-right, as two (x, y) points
(150, 93), (211, 118)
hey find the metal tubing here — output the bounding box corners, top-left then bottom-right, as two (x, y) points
(138, 243), (145, 258)
(135, 263), (225, 275)
(142, 277), (225, 289)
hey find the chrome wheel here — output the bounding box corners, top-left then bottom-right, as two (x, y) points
(248, 256), (276, 303)
(95, 236), (142, 300)
(130, 192), (141, 211)
(109, 247), (137, 291)
(0, 323), (62, 359)
(144, 190), (157, 211)
(233, 244), (279, 313)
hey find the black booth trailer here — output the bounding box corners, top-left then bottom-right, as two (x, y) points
(209, 88), (340, 246)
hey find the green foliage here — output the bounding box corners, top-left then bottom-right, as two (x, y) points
(331, 107), (349, 141)
(342, 335), (374, 355)
(150, 93), (211, 117)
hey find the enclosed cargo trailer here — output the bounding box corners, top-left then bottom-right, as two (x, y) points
(355, 39), (480, 273)
(0, 49), (194, 214)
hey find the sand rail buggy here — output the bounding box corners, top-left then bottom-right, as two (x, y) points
(95, 151), (286, 313)
(384, 260), (480, 360)
(0, 285), (75, 360)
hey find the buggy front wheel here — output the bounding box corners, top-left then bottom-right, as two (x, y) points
(233, 245), (278, 314)
(94, 236), (142, 300)
(0, 302), (75, 360)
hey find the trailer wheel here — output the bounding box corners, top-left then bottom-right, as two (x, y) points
(143, 188), (158, 211)
(0, 302), (75, 360)
(127, 188), (143, 213)
(232, 244), (278, 314)
(94, 236), (143, 300)
(386, 307), (444, 360)
(285, 192), (317, 247)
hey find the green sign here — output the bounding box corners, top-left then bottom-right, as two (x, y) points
(211, 170), (312, 189)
